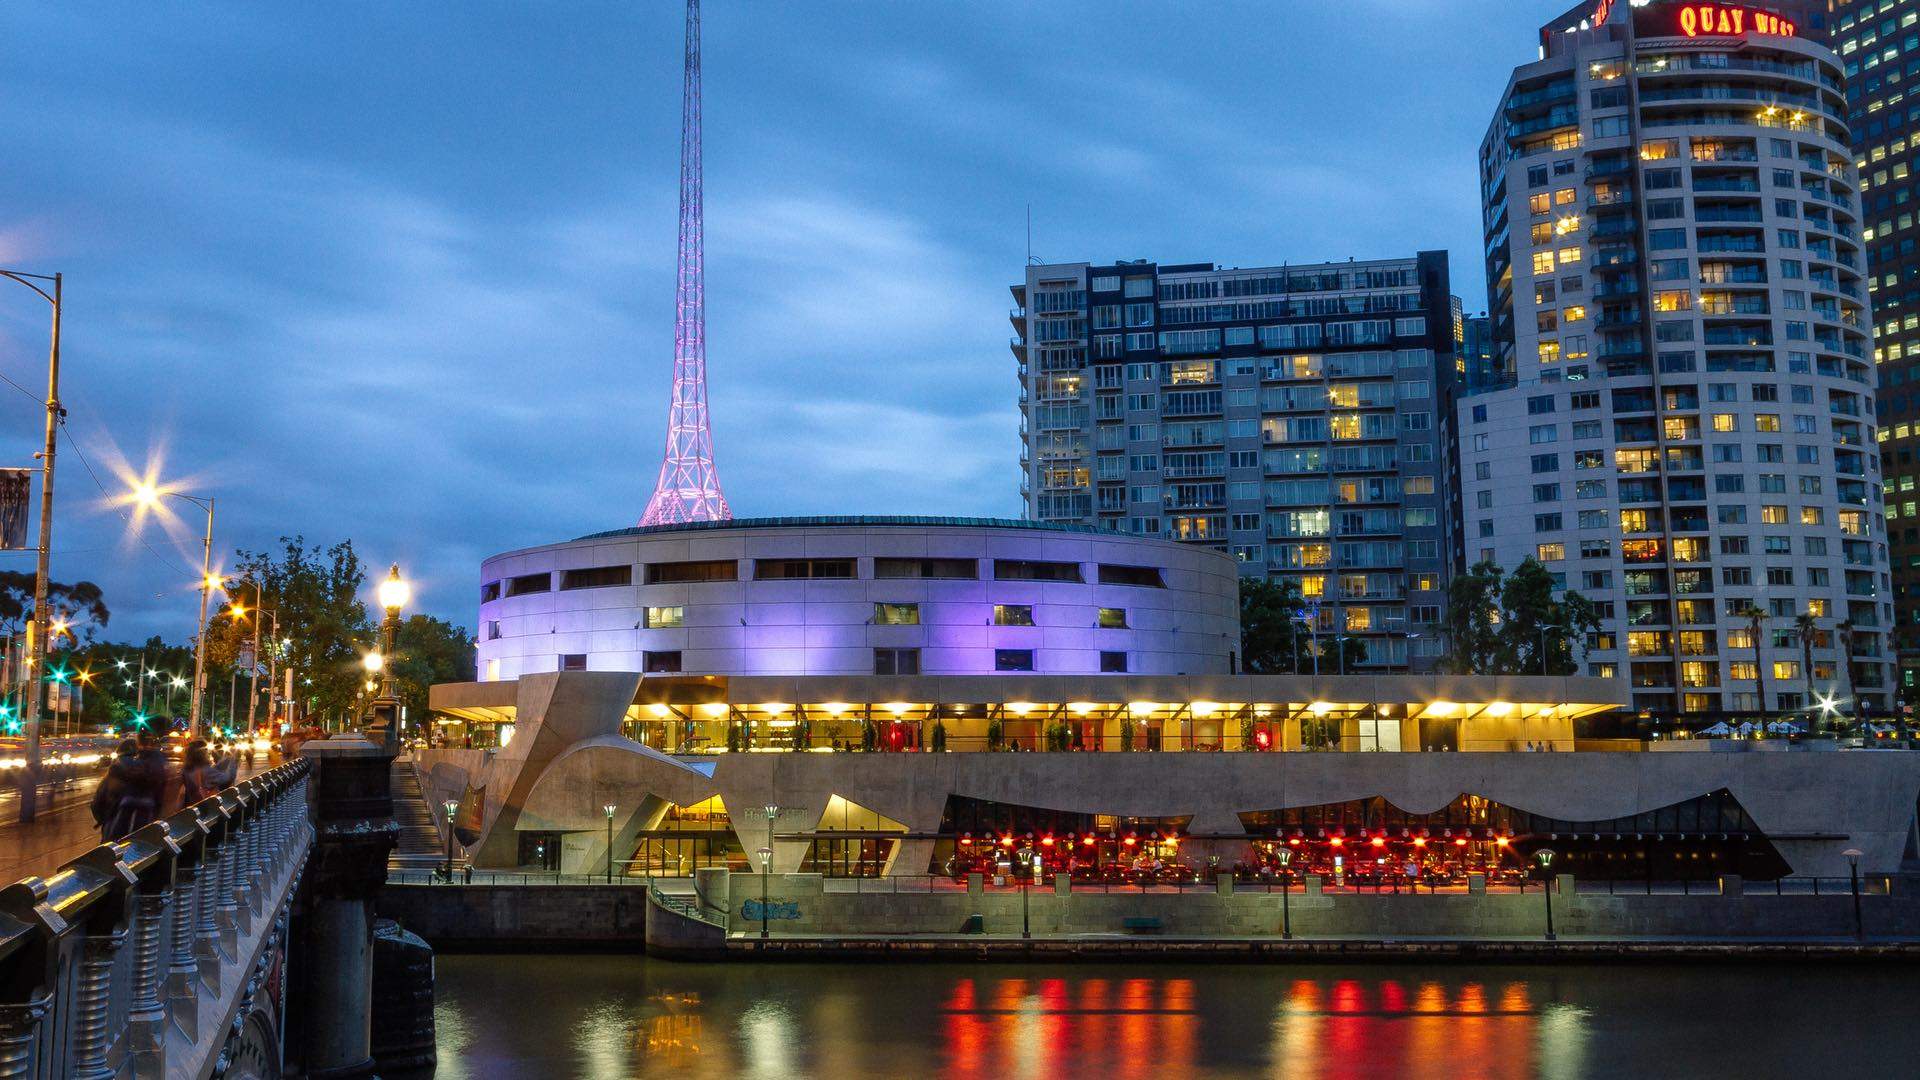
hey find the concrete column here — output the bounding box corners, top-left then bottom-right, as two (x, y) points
(1053, 872), (1071, 897)
(1468, 873), (1487, 895)
(1305, 874), (1324, 896)
(1216, 873), (1235, 897)
(294, 738), (398, 1080)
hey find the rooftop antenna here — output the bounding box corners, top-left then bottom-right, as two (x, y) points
(642, 0), (731, 526)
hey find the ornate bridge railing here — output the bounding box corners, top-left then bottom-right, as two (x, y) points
(0, 758), (314, 1080)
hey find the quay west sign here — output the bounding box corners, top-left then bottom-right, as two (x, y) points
(1574, 1), (1798, 43)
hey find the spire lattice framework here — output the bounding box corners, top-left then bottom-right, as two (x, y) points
(641, 0), (731, 526)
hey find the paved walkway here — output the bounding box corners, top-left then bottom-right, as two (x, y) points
(0, 758), (274, 883)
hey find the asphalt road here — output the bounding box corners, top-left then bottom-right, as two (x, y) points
(0, 759), (272, 883)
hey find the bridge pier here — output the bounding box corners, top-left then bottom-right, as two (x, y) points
(292, 738), (398, 1080)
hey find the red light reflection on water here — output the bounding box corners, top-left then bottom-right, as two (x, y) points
(939, 974), (1545, 1079)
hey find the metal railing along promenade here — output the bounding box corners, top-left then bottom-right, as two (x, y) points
(0, 759), (313, 1079)
(385, 868), (1894, 898)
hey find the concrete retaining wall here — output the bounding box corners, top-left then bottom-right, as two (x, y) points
(376, 885), (645, 949)
(718, 872), (1920, 941)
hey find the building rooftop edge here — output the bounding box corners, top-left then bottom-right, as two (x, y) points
(571, 515), (1136, 544)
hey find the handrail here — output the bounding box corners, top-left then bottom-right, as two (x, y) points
(0, 757), (314, 1079)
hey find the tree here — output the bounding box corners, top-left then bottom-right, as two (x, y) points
(0, 571), (110, 643)
(1238, 577), (1364, 674)
(1499, 559), (1600, 675)
(389, 614), (476, 729)
(1442, 559), (1599, 676)
(1442, 561), (1505, 675)
(227, 536), (373, 727)
(1794, 612), (1822, 735)
(1835, 620), (1857, 734)
(1239, 577), (1309, 673)
(1737, 605), (1768, 719)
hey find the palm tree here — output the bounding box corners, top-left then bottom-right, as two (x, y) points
(1793, 612), (1821, 736)
(1737, 605), (1768, 723)
(1835, 619), (1857, 735)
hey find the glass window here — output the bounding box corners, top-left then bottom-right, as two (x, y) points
(873, 602), (920, 626)
(993, 604), (1035, 626)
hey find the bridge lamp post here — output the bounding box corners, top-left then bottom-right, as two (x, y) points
(443, 799), (458, 882)
(604, 803), (617, 883)
(372, 565), (409, 750)
(756, 846), (774, 940)
(1534, 847), (1558, 941)
(1276, 846), (1293, 940)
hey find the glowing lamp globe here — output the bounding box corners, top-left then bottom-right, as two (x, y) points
(378, 565), (410, 614)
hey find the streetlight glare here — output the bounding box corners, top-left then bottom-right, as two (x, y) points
(377, 564), (411, 613)
(363, 650), (385, 674)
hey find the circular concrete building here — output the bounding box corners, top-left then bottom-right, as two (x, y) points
(475, 516), (1243, 680)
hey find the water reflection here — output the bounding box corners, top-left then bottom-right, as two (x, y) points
(428, 956), (1914, 1079)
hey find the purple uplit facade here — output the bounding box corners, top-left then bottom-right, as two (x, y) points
(474, 517), (1242, 681)
(641, 0), (730, 526)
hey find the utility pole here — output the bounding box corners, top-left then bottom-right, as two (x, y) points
(247, 582), (263, 733)
(5, 269), (59, 824)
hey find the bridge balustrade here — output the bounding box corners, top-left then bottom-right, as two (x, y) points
(0, 758), (314, 1080)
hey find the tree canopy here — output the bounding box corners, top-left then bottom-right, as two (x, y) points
(1442, 558), (1601, 675)
(0, 570), (110, 642)
(1238, 576), (1366, 674)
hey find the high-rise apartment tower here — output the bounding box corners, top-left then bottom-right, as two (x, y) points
(1467, 0), (1890, 715)
(1012, 253), (1460, 671)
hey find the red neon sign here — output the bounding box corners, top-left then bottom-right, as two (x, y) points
(1657, 3), (1798, 39)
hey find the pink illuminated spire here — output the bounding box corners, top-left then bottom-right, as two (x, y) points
(642, 0), (731, 526)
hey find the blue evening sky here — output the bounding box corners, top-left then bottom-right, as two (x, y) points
(0, 1), (1555, 639)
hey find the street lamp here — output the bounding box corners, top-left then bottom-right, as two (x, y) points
(1843, 847), (1864, 940)
(604, 804), (618, 884)
(131, 481), (220, 740)
(370, 564), (409, 749)
(1538, 624), (1565, 676)
(756, 846), (774, 940)
(1534, 847), (1558, 941)
(443, 799), (459, 882)
(1276, 845), (1294, 940)
(2, 267), (59, 825)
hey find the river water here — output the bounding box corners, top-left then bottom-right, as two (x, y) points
(427, 954), (1916, 1078)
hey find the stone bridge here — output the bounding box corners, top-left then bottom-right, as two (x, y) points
(0, 737), (407, 1079)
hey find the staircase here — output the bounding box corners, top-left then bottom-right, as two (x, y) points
(389, 759), (452, 871)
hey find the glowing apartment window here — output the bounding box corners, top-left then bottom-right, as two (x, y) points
(1098, 607), (1128, 629)
(1653, 290), (1692, 312)
(1345, 607), (1372, 632)
(1300, 575), (1326, 598)
(1619, 509), (1652, 533)
(1807, 599), (1829, 617)
(1680, 662), (1716, 687)
(1755, 414), (1781, 432)
(873, 603), (920, 626)
(1529, 192), (1552, 215)
(993, 605), (1034, 627)
(1557, 246), (1583, 265)
(1532, 251), (1555, 275)
(1641, 138), (1678, 160)
(1672, 538), (1708, 562)
(1536, 542), (1566, 562)
(645, 606), (685, 629)
(1760, 505), (1788, 525)
(1800, 507), (1823, 526)
(1773, 661), (1801, 681)
(1729, 661), (1757, 680)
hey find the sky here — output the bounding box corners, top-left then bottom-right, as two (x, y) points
(0, 1), (1557, 642)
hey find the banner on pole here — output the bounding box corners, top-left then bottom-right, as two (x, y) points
(0, 468), (29, 551)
